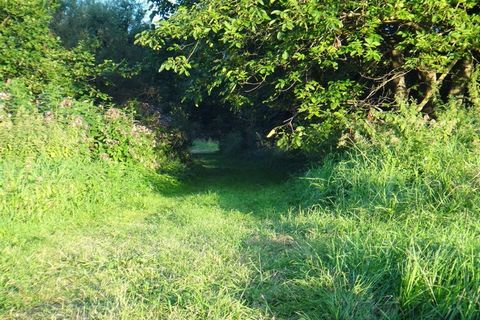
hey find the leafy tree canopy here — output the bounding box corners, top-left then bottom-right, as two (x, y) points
(52, 0), (147, 63)
(137, 0), (480, 151)
(146, 0), (198, 18)
(0, 0), (120, 99)
(49, 0), (158, 102)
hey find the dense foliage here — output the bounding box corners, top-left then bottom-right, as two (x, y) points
(138, 0), (480, 151)
(1, 0), (185, 163)
(50, 0), (162, 103)
(1, 0), (84, 94)
(1, 81), (166, 167)
(52, 0), (146, 56)
(146, 0), (198, 17)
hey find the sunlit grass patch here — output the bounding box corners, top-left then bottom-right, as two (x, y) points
(189, 138), (220, 154)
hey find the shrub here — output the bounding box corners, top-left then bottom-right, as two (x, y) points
(0, 0), (104, 97)
(0, 78), (183, 227)
(0, 80), (166, 169)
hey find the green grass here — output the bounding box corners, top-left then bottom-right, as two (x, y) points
(2, 106), (480, 319)
(0, 155), (284, 319)
(1, 151), (479, 319)
(189, 139), (220, 154)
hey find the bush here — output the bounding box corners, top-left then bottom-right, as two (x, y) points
(0, 80), (166, 169)
(0, 78), (183, 227)
(0, 0), (103, 97)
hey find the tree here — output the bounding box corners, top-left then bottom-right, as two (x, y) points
(146, 0), (198, 18)
(1, 0), (80, 94)
(0, 0), (122, 100)
(52, 0), (146, 63)
(137, 0), (480, 151)
(51, 0), (156, 102)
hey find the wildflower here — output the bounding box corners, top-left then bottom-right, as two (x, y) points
(59, 98), (73, 108)
(44, 111), (55, 123)
(105, 138), (120, 146)
(104, 108), (125, 121)
(0, 92), (11, 100)
(131, 124), (152, 137)
(99, 153), (110, 161)
(70, 115), (87, 128)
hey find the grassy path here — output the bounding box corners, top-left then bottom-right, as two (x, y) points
(3, 154), (478, 319)
(0, 155), (305, 319)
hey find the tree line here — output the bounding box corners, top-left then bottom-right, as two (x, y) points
(2, 0), (479, 154)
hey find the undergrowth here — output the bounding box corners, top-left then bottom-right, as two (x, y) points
(0, 79), (181, 228)
(280, 105), (480, 318)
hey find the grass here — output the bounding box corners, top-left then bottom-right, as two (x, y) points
(1, 151), (479, 319)
(1, 107), (480, 320)
(189, 139), (220, 154)
(0, 155), (285, 319)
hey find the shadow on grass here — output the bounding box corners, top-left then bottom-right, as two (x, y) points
(143, 153), (399, 319)
(147, 152), (304, 217)
(139, 152), (478, 319)
(143, 152), (479, 319)
(143, 153), (434, 319)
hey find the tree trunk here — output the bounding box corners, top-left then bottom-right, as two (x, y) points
(449, 58), (474, 105)
(417, 59), (459, 112)
(418, 70), (437, 112)
(391, 48), (407, 104)
(468, 64), (480, 108)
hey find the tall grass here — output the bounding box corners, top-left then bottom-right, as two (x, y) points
(0, 81), (184, 317)
(302, 105), (480, 219)
(283, 105), (480, 318)
(0, 80), (173, 226)
(0, 159), (153, 223)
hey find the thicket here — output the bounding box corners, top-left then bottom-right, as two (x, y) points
(0, 0), (181, 225)
(50, 0), (163, 104)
